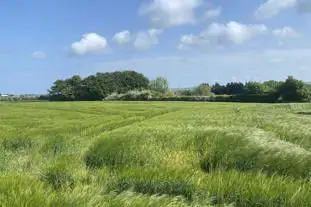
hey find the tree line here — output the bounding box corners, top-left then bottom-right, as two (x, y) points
(49, 71), (150, 101)
(47, 70), (311, 102)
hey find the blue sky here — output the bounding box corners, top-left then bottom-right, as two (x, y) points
(1, 0), (311, 94)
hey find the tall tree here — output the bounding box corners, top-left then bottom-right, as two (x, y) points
(149, 76), (169, 93)
(211, 83), (227, 95)
(226, 82), (245, 95)
(276, 76), (310, 102)
(262, 80), (283, 93)
(48, 71), (149, 101)
(193, 84), (212, 96)
(245, 81), (265, 94)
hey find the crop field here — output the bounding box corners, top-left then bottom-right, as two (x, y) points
(1, 102), (311, 206)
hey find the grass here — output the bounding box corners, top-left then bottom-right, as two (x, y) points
(1, 101), (311, 206)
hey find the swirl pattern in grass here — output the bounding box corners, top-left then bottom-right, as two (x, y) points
(1, 102), (311, 206)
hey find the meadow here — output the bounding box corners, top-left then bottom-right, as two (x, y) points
(1, 102), (311, 206)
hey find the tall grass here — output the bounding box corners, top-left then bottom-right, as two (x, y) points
(1, 102), (311, 206)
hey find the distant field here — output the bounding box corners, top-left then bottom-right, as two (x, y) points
(1, 102), (311, 206)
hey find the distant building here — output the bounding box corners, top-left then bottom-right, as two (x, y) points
(0, 94), (9, 97)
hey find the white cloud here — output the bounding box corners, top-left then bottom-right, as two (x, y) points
(71, 33), (108, 56)
(113, 30), (131, 45)
(204, 7), (222, 19)
(254, 0), (311, 19)
(272, 26), (300, 38)
(178, 34), (207, 49)
(179, 21), (268, 48)
(254, 0), (297, 20)
(180, 34), (200, 45)
(32, 51), (46, 59)
(134, 28), (163, 50)
(178, 35), (199, 50)
(204, 21), (268, 45)
(139, 0), (202, 28)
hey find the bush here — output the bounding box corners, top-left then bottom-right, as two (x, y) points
(231, 94), (278, 103)
(105, 90), (153, 101)
(104, 93), (283, 103)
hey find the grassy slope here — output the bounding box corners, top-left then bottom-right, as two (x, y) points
(1, 102), (311, 206)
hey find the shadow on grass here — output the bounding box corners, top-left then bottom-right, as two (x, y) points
(296, 112), (311, 115)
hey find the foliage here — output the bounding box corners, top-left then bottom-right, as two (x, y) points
(178, 89), (195, 96)
(276, 76), (311, 102)
(45, 71), (311, 103)
(105, 90), (153, 101)
(192, 84), (213, 96)
(211, 83), (227, 95)
(0, 95), (47, 102)
(225, 82), (245, 95)
(149, 76), (169, 93)
(104, 93), (278, 103)
(262, 80), (283, 93)
(48, 71), (149, 101)
(244, 81), (265, 94)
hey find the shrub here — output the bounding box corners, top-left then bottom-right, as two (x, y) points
(105, 90), (153, 101)
(104, 93), (282, 103)
(104, 92), (122, 101)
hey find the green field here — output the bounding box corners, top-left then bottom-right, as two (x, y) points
(1, 102), (311, 206)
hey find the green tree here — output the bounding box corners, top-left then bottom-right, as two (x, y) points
(211, 83), (227, 95)
(79, 75), (104, 101)
(226, 82), (245, 95)
(48, 80), (69, 101)
(193, 84), (212, 96)
(150, 77), (169, 93)
(276, 76), (310, 102)
(262, 80), (283, 93)
(245, 81), (265, 94)
(179, 89), (194, 96)
(48, 71), (149, 101)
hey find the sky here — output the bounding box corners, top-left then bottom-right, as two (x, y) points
(1, 0), (311, 94)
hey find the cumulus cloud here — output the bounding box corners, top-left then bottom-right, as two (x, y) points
(139, 0), (202, 28)
(204, 7), (222, 19)
(178, 21), (268, 49)
(32, 51), (46, 59)
(113, 30), (131, 45)
(254, 0), (297, 20)
(272, 26), (300, 38)
(178, 34), (207, 49)
(134, 28), (163, 50)
(71, 33), (108, 56)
